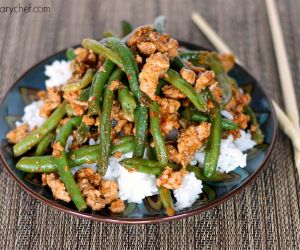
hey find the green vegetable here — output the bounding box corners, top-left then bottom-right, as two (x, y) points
(244, 105), (264, 144)
(164, 69), (207, 112)
(16, 140), (135, 173)
(159, 187), (175, 216)
(149, 101), (168, 165)
(103, 37), (145, 103)
(54, 116), (87, 211)
(190, 111), (238, 130)
(203, 52), (232, 106)
(98, 68), (122, 175)
(82, 39), (124, 69)
(121, 20), (133, 37)
(13, 102), (67, 157)
(79, 87), (91, 101)
(34, 133), (54, 156)
(66, 48), (77, 61)
(203, 94), (222, 178)
(62, 69), (95, 92)
(133, 105), (148, 158)
(75, 122), (90, 145)
(118, 85), (137, 115)
(88, 59), (116, 115)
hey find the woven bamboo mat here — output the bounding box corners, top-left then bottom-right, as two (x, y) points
(0, 0), (299, 249)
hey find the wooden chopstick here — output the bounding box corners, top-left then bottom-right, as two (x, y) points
(265, 0), (300, 180)
(191, 11), (300, 180)
(265, 0), (299, 126)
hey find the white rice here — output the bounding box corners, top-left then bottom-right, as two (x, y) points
(234, 130), (256, 151)
(174, 172), (203, 210)
(71, 152), (158, 204)
(15, 100), (46, 130)
(192, 132), (252, 173)
(221, 110), (233, 120)
(45, 60), (72, 88)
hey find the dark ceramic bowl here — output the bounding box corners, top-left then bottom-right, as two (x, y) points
(0, 41), (277, 224)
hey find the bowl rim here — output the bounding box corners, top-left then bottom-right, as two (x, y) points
(0, 41), (278, 224)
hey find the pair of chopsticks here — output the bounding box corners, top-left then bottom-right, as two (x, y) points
(191, 0), (300, 182)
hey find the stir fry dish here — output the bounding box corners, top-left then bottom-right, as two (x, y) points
(7, 17), (263, 216)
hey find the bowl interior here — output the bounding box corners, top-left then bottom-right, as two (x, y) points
(0, 42), (277, 223)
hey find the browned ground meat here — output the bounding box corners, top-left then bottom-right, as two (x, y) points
(40, 88), (62, 117)
(161, 85), (186, 99)
(75, 168), (105, 211)
(52, 141), (64, 158)
(70, 48), (100, 79)
(100, 179), (119, 203)
(177, 123), (211, 166)
(127, 26), (179, 58)
(110, 101), (134, 139)
(194, 71), (216, 92)
(180, 68), (196, 84)
(156, 166), (184, 190)
(6, 123), (29, 144)
(109, 199), (125, 213)
(82, 115), (95, 126)
(157, 98), (181, 135)
(218, 53), (235, 72)
(139, 52), (170, 100)
(63, 91), (88, 116)
(42, 173), (71, 202)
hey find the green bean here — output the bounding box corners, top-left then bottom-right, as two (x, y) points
(65, 104), (74, 117)
(13, 102), (67, 157)
(16, 140), (135, 173)
(54, 116), (86, 211)
(34, 133), (54, 156)
(190, 112), (238, 130)
(159, 187), (175, 216)
(156, 79), (167, 95)
(66, 48), (76, 61)
(164, 69), (207, 112)
(82, 39), (124, 69)
(120, 162), (162, 176)
(62, 69), (95, 92)
(88, 59), (116, 115)
(150, 101), (168, 165)
(170, 56), (186, 71)
(79, 87), (91, 101)
(98, 68), (122, 175)
(202, 52), (232, 106)
(120, 158), (163, 168)
(75, 122), (90, 144)
(102, 37), (145, 103)
(111, 140), (134, 154)
(17, 156), (57, 173)
(103, 31), (118, 38)
(121, 20), (133, 37)
(116, 135), (134, 144)
(133, 105), (148, 158)
(244, 105), (264, 144)
(179, 51), (200, 62)
(187, 165), (231, 182)
(203, 96), (222, 178)
(118, 85), (137, 115)
(154, 16), (166, 34)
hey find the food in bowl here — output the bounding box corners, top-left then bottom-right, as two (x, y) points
(6, 17), (263, 216)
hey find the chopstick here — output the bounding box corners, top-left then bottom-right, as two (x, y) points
(265, 0), (299, 126)
(265, 0), (300, 180)
(191, 11), (300, 180)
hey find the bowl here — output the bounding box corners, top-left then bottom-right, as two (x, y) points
(0, 41), (277, 224)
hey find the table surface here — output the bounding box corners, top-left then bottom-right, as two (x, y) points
(0, 0), (299, 249)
